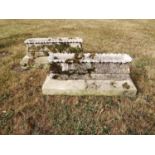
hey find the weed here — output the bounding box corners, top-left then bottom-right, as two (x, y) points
(0, 110), (14, 128)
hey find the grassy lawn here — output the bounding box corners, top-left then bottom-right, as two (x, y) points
(0, 19), (155, 134)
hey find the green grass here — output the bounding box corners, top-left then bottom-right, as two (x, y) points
(0, 19), (155, 134)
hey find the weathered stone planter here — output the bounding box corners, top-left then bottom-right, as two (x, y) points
(42, 53), (137, 96)
(20, 37), (137, 96)
(20, 37), (83, 69)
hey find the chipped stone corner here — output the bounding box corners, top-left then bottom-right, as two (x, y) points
(20, 55), (32, 69)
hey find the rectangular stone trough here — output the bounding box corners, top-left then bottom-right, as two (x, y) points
(42, 53), (137, 96)
(20, 37), (83, 69)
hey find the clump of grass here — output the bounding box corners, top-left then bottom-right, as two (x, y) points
(0, 110), (14, 128)
(0, 50), (10, 57)
(0, 92), (10, 103)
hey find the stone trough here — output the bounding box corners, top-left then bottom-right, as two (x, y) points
(20, 37), (137, 96)
(20, 37), (83, 69)
(42, 53), (137, 96)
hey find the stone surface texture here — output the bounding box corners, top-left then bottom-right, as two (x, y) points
(42, 75), (137, 96)
(48, 53), (132, 63)
(48, 53), (132, 75)
(24, 37), (83, 45)
(42, 52), (137, 96)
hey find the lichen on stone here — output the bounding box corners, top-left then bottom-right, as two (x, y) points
(122, 82), (130, 89)
(110, 81), (116, 87)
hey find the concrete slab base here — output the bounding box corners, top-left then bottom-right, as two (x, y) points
(42, 75), (137, 96)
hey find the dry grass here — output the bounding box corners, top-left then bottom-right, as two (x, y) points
(0, 19), (155, 134)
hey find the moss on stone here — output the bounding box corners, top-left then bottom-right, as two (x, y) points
(73, 53), (84, 63)
(50, 62), (62, 73)
(43, 51), (49, 56)
(122, 82), (130, 89)
(68, 47), (83, 53)
(110, 81), (116, 87)
(28, 45), (42, 52)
